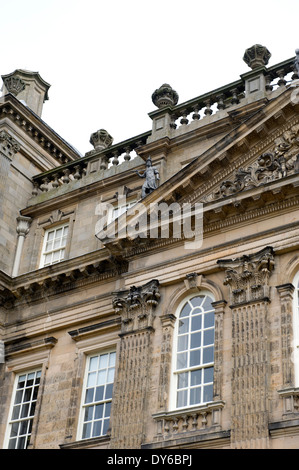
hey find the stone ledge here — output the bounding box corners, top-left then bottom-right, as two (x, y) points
(142, 429), (231, 449)
(60, 435), (110, 449)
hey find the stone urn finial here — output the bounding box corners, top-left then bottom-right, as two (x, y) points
(151, 83), (179, 109)
(243, 44), (271, 69)
(89, 129), (113, 150)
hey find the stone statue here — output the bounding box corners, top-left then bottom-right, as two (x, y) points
(136, 157), (159, 198)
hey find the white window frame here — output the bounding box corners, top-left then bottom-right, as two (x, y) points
(170, 292), (215, 411)
(107, 198), (136, 225)
(4, 368), (42, 449)
(293, 271), (299, 387)
(77, 349), (116, 441)
(39, 223), (69, 268)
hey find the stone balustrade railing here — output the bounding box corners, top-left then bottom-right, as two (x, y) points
(165, 56), (297, 131)
(152, 400), (225, 440)
(31, 131), (150, 195)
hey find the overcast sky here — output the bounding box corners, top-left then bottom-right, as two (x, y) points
(1, 0), (299, 156)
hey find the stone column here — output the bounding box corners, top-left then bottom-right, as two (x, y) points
(12, 216), (32, 277)
(109, 280), (160, 448)
(218, 246), (275, 449)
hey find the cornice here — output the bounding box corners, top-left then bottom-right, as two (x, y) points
(0, 93), (81, 164)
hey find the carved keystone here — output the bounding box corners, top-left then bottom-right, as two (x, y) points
(243, 44), (271, 69)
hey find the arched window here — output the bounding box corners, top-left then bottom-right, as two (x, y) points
(171, 293), (215, 410)
(293, 271), (299, 386)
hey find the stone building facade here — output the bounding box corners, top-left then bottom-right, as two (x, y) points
(0, 45), (299, 449)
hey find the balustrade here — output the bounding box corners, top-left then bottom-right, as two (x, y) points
(153, 401), (224, 440)
(165, 56), (297, 132)
(31, 132), (150, 196)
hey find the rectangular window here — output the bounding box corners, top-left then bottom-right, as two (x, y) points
(40, 224), (68, 267)
(79, 351), (116, 440)
(6, 370), (41, 449)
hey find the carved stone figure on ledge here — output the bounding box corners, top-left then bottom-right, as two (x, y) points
(136, 157), (160, 198)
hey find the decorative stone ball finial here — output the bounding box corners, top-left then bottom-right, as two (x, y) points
(243, 44), (271, 69)
(90, 129), (113, 150)
(151, 83), (179, 109)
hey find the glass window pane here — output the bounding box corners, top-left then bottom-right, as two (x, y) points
(202, 296), (214, 312)
(190, 387), (201, 405)
(191, 315), (201, 331)
(177, 334), (188, 352)
(190, 296), (204, 308)
(109, 352), (116, 367)
(32, 386), (39, 400)
(191, 369), (202, 386)
(29, 402), (36, 417)
(180, 302), (191, 317)
(8, 438), (16, 449)
(19, 420), (29, 436)
(14, 390), (23, 405)
(190, 332), (201, 349)
(177, 389), (188, 408)
(47, 231), (54, 241)
(12, 405), (20, 420)
(89, 356), (98, 371)
(95, 386), (104, 402)
(107, 368), (115, 383)
(85, 388), (94, 404)
(82, 422), (91, 439)
(20, 403), (29, 418)
(204, 367), (214, 384)
(18, 375), (26, 388)
(203, 346), (214, 364)
(92, 420), (102, 437)
(97, 370), (106, 385)
(178, 318), (189, 334)
(23, 388), (32, 402)
(203, 329), (214, 346)
(103, 418), (110, 435)
(203, 384), (213, 402)
(94, 404), (104, 420)
(190, 349), (201, 367)
(105, 383), (113, 400)
(10, 422), (19, 438)
(177, 372), (188, 389)
(204, 312), (214, 328)
(17, 436), (26, 449)
(177, 352), (188, 370)
(55, 228), (62, 238)
(87, 372), (96, 387)
(84, 405), (94, 422)
(104, 402), (111, 418)
(99, 354), (108, 369)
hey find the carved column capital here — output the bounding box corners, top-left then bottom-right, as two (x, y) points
(113, 279), (160, 334)
(217, 246), (275, 307)
(0, 130), (20, 160)
(16, 216), (32, 237)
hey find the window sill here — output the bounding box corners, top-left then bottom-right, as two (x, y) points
(60, 435), (110, 449)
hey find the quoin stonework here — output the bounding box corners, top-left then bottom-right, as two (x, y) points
(1, 45), (299, 449)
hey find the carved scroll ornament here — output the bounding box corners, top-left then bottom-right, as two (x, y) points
(204, 124), (299, 201)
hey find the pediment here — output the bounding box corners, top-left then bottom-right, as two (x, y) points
(97, 88), (299, 255)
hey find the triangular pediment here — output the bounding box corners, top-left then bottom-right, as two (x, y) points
(97, 87), (299, 255)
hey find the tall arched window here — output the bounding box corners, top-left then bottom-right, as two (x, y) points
(171, 293), (215, 410)
(293, 271), (299, 386)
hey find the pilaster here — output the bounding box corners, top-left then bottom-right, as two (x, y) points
(109, 280), (161, 448)
(218, 247), (275, 448)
